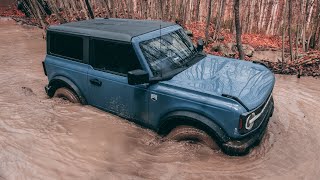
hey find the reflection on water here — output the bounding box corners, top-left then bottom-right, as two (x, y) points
(0, 18), (320, 179)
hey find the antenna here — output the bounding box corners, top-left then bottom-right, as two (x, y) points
(159, 0), (163, 51)
(158, 0), (164, 77)
(159, 13), (162, 52)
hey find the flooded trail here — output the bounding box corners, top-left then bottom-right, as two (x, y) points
(0, 19), (320, 179)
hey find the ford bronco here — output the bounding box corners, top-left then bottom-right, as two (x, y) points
(43, 18), (275, 155)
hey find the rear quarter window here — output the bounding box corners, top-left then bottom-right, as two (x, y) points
(49, 32), (83, 61)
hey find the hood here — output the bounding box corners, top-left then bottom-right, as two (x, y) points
(162, 55), (275, 111)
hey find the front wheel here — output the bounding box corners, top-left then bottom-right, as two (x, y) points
(165, 125), (219, 150)
(53, 87), (80, 103)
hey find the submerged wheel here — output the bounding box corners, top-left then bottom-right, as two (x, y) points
(53, 87), (80, 103)
(166, 125), (219, 150)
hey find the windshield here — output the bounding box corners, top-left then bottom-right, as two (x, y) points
(140, 29), (196, 77)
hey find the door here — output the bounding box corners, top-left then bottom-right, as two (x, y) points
(87, 39), (149, 123)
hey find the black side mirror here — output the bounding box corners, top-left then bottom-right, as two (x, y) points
(128, 69), (149, 85)
(197, 39), (204, 52)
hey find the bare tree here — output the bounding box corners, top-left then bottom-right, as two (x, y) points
(234, 0), (244, 59)
(194, 0), (201, 21)
(317, 0), (320, 50)
(247, 0), (256, 33)
(266, 0), (279, 35)
(281, 0), (287, 64)
(85, 0), (95, 19)
(205, 0), (213, 44)
(295, 0), (304, 60)
(288, 0), (293, 62)
(214, 0), (226, 40)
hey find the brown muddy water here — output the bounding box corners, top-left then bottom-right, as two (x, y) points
(0, 0), (14, 8)
(0, 18), (320, 180)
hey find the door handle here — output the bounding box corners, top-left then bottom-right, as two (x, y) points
(90, 79), (102, 86)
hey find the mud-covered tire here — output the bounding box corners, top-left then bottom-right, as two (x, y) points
(166, 125), (219, 150)
(53, 87), (80, 103)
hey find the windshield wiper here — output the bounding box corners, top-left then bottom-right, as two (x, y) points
(150, 66), (188, 83)
(185, 51), (206, 67)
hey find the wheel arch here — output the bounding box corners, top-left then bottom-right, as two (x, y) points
(47, 76), (87, 104)
(157, 111), (229, 144)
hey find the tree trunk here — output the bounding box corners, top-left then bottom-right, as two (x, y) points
(31, 0), (46, 30)
(248, 0), (256, 33)
(295, 23), (299, 60)
(171, 0), (176, 20)
(159, 0), (163, 19)
(143, 0), (148, 19)
(317, 0), (320, 50)
(205, 0), (213, 44)
(288, 0), (293, 62)
(194, 0), (201, 21)
(84, 0), (95, 19)
(282, 0), (287, 66)
(306, 0), (315, 31)
(184, 0), (190, 24)
(234, 0), (245, 59)
(259, 0), (270, 32)
(267, 0), (278, 35)
(214, 0), (226, 40)
(301, 0), (307, 51)
(258, 0), (265, 31)
(295, 0), (304, 60)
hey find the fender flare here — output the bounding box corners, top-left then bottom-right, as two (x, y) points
(158, 111), (229, 143)
(47, 76), (87, 104)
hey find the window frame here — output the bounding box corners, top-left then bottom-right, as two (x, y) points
(47, 31), (85, 63)
(89, 37), (142, 77)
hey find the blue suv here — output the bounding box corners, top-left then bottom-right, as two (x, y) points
(43, 18), (275, 155)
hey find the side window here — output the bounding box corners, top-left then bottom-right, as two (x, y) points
(92, 39), (142, 75)
(49, 32), (83, 61)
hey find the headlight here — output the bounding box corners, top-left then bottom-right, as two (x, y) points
(238, 95), (272, 134)
(245, 112), (256, 130)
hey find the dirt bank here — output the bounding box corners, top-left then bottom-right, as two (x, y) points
(0, 18), (320, 179)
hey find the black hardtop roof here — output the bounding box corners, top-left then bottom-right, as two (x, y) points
(48, 18), (176, 42)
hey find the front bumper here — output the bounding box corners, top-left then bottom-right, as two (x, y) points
(221, 96), (274, 156)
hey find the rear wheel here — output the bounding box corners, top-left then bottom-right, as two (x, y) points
(166, 125), (219, 150)
(53, 87), (80, 103)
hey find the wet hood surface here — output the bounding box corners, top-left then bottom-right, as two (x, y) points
(164, 55), (275, 110)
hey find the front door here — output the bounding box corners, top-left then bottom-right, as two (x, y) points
(86, 38), (149, 123)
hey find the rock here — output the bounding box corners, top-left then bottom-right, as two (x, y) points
(252, 50), (282, 62)
(210, 42), (254, 58)
(210, 42), (235, 57)
(226, 43), (237, 51)
(216, 36), (225, 41)
(221, 43), (236, 57)
(242, 44), (255, 57)
(224, 43), (255, 57)
(210, 42), (221, 52)
(21, 87), (36, 96)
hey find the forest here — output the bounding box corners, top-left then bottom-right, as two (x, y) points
(1, 0), (320, 76)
